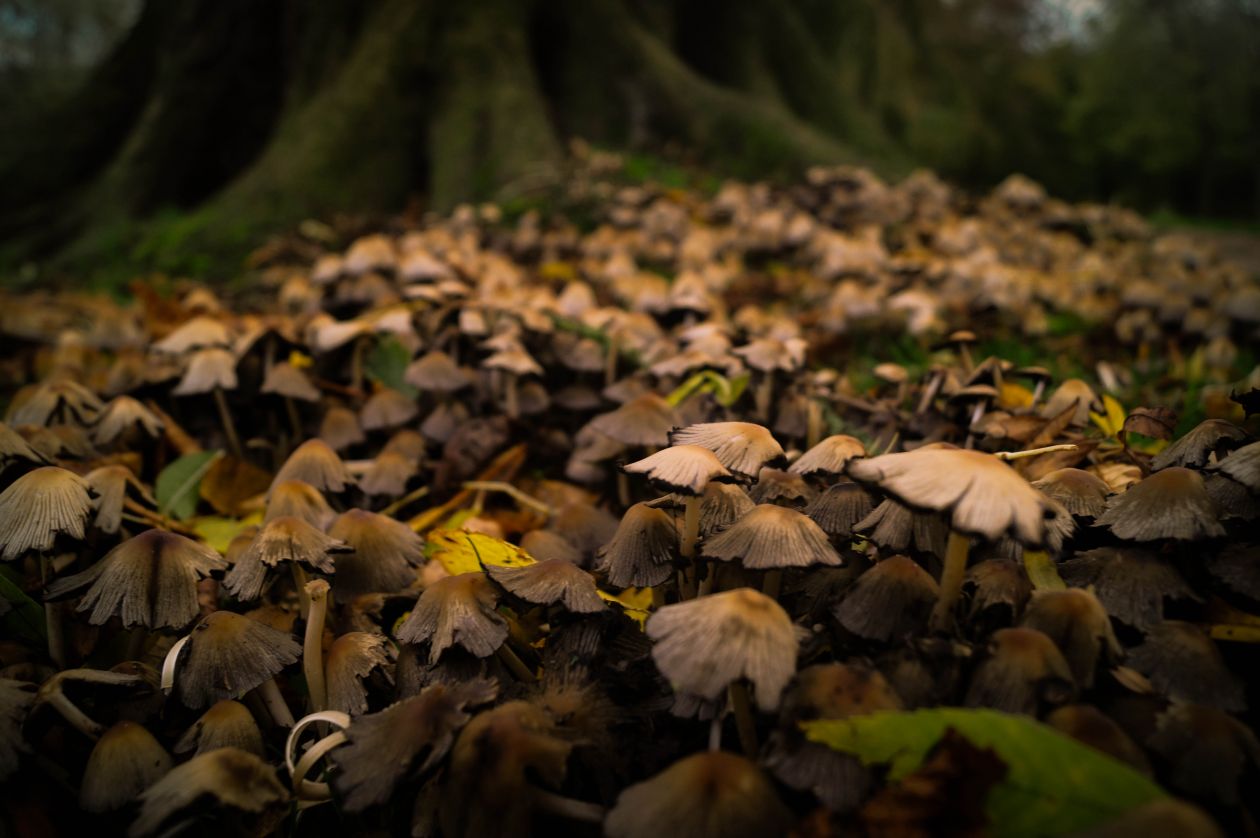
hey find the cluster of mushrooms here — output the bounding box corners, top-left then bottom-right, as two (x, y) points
(0, 159), (1258, 837)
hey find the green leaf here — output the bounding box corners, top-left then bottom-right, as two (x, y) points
(191, 513), (261, 554)
(0, 564), (46, 644)
(156, 450), (221, 520)
(803, 708), (1165, 837)
(365, 336), (418, 397)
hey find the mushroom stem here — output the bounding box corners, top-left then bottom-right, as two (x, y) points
(44, 690), (103, 739)
(285, 397), (303, 444)
(806, 397), (823, 450)
(304, 580), (330, 713)
(377, 485), (430, 517)
(916, 371), (943, 415)
(708, 715), (723, 752)
(754, 374), (774, 424)
(41, 554), (66, 669)
(728, 682), (758, 757)
(1030, 379), (1047, 408)
(929, 530), (971, 632)
(605, 335), (618, 388)
(994, 443), (1079, 461)
(677, 567), (697, 601)
(349, 335), (368, 396)
(503, 375), (519, 420)
(291, 564), (311, 621)
(617, 471), (631, 509)
(762, 569), (783, 601)
(533, 789), (606, 823)
(681, 495), (701, 560)
(212, 386), (244, 460)
(959, 344), (974, 374)
(496, 644), (536, 682)
(1022, 550), (1066, 591)
(126, 627), (149, 662)
(256, 678), (295, 728)
(462, 481), (552, 517)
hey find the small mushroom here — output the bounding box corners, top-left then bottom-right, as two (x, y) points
(396, 573), (508, 664)
(326, 509), (424, 597)
(1019, 589), (1119, 689)
(174, 700), (265, 757)
(269, 438), (357, 497)
(0, 466), (93, 560)
(834, 555), (938, 642)
(80, 721), (172, 813)
(963, 627), (1075, 715)
(487, 560), (606, 614)
(130, 747), (289, 838)
(1096, 467), (1225, 541)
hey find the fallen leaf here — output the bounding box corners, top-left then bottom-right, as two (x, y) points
(425, 529), (536, 576)
(200, 455), (272, 516)
(156, 450), (222, 520)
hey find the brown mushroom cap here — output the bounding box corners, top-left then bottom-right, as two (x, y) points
(325, 632), (393, 717)
(1031, 468), (1111, 518)
(518, 530), (583, 565)
(1146, 704), (1260, 807)
(597, 501), (679, 588)
(702, 504), (842, 570)
(84, 464), (155, 535)
(404, 350), (471, 393)
(0, 466), (93, 559)
(487, 560), (606, 614)
(1152, 419), (1248, 471)
(1044, 705), (1152, 776)
(223, 516), (351, 601)
(80, 721), (172, 813)
(789, 435), (867, 478)
(623, 444), (733, 495)
(265, 479), (336, 530)
(360, 387), (419, 431)
(172, 611), (301, 708)
(1096, 467), (1225, 541)
(1126, 621), (1245, 712)
(588, 393), (680, 449)
(669, 422), (786, 477)
(1207, 440), (1260, 492)
(359, 450), (419, 497)
(396, 572), (507, 663)
(606, 751), (793, 838)
(174, 700), (265, 757)
(260, 361), (320, 402)
(319, 406), (367, 452)
(854, 497), (950, 557)
(331, 678), (497, 811)
(804, 482), (876, 540)
(172, 347), (239, 395)
(847, 447), (1057, 546)
(326, 509), (423, 597)
(1019, 589), (1118, 689)
(1059, 547), (1197, 628)
(647, 587), (798, 709)
(963, 627), (1075, 715)
(47, 528), (227, 629)
(92, 396), (164, 445)
(8, 378), (104, 426)
(270, 438), (357, 496)
(748, 468), (816, 507)
(833, 555), (938, 642)
(964, 558), (1033, 623)
(130, 747), (289, 838)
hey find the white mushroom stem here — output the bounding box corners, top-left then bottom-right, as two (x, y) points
(44, 690), (103, 739)
(496, 644), (536, 682)
(212, 386), (244, 460)
(503, 375), (520, 420)
(806, 398), (824, 450)
(533, 789), (606, 823)
(728, 682), (758, 757)
(929, 530), (971, 632)
(41, 554), (66, 669)
(304, 580), (330, 714)
(994, 443), (1079, 461)
(1030, 379), (1047, 408)
(681, 495), (702, 560)
(605, 335), (619, 388)
(754, 374), (774, 424)
(708, 715), (723, 752)
(916, 372), (943, 415)
(256, 678), (295, 728)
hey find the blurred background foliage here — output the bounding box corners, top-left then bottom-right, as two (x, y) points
(1, 0), (1257, 284)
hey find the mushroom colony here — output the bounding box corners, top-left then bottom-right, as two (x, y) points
(1, 159), (1259, 837)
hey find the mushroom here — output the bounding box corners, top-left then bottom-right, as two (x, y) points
(1019, 589), (1119, 689)
(269, 438), (357, 497)
(222, 515), (351, 604)
(130, 747), (289, 838)
(1059, 547), (1197, 629)
(1031, 468), (1111, 519)
(83, 465), (157, 535)
(92, 396), (164, 448)
(260, 360), (320, 439)
(80, 721), (172, 813)
(847, 447), (1058, 631)
(396, 572), (512, 667)
(326, 509), (423, 597)
(1044, 704), (1151, 775)
(174, 700), (265, 757)
(360, 387), (420, 432)
(700, 503), (841, 597)
(804, 482), (876, 541)
(1096, 467), (1225, 542)
(1125, 621), (1245, 712)
(265, 479), (336, 530)
(597, 501), (679, 589)
(487, 560), (606, 614)
(1152, 419), (1248, 470)
(318, 405), (366, 452)
(834, 555), (939, 642)
(788, 434), (867, 481)
(963, 627), (1075, 715)
(172, 347), (243, 459)
(0, 466), (93, 560)
(668, 422), (786, 478)
(324, 631), (393, 716)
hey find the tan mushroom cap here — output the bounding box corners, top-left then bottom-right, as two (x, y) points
(833, 555), (938, 642)
(1207, 440), (1260, 492)
(269, 438), (356, 496)
(326, 509), (423, 597)
(360, 387), (419, 431)
(93, 396), (164, 445)
(172, 347), (239, 395)
(487, 560), (606, 613)
(223, 516), (351, 601)
(805, 482), (875, 540)
(0, 466), (93, 559)
(963, 627), (1076, 715)
(359, 450), (418, 497)
(789, 434), (867, 477)
(84, 464), (154, 534)
(151, 316), (231, 355)
(332, 679), (498, 811)
(647, 587), (798, 709)
(47, 528), (226, 629)
(1097, 467), (1225, 541)
(597, 501), (678, 588)
(624, 444), (733, 495)
(606, 751), (792, 838)
(172, 611), (302, 708)
(1020, 589), (1119, 689)
(1031, 468), (1111, 518)
(174, 700), (265, 757)
(80, 721), (172, 813)
(325, 632), (393, 716)
(265, 479), (336, 530)
(130, 747), (288, 838)
(702, 504), (842, 570)
(669, 422), (786, 477)
(588, 393), (680, 449)
(404, 350), (471, 393)
(396, 572), (507, 663)
(260, 361), (320, 402)
(319, 405), (366, 451)
(847, 447), (1057, 546)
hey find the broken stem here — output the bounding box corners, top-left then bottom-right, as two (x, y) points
(462, 481), (552, 517)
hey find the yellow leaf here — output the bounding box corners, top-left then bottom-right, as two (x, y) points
(1089, 394), (1127, 437)
(998, 382), (1034, 410)
(1207, 624), (1260, 643)
(192, 512), (262, 554)
(598, 587), (653, 628)
(425, 529), (535, 576)
(288, 351), (313, 369)
(539, 261), (577, 282)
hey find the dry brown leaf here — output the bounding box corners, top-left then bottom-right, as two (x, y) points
(200, 455), (273, 516)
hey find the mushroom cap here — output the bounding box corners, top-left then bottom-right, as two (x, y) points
(0, 466), (93, 559)
(1039, 378), (1098, 427)
(47, 528), (227, 629)
(130, 747), (288, 838)
(624, 444), (733, 495)
(269, 438), (356, 496)
(174, 700), (265, 757)
(487, 560), (606, 614)
(1152, 419), (1248, 471)
(1031, 468), (1111, 518)
(358, 450), (419, 497)
(405, 350), (471, 393)
(0, 421), (51, 466)
(84, 464), (154, 534)
(1096, 467), (1225, 541)
(606, 751), (792, 838)
(789, 435), (867, 477)
(92, 396), (164, 445)
(854, 497), (950, 557)
(223, 516), (351, 601)
(1146, 704), (1260, 807)
(748, 468), (816, 507)
(265, 479), (336, 530)
(396, 572), (507, 663)
(702, 504), (842, 570)
(782, 663), (903, 721)
(669, 422), (786, 477)
(1059, 547), (1197, 629)
(833, 555), (938, 642)
(588, 393), (680, 449)
(325, 632), (393, 717)
(1207, 440), (1260, 492)
(518, 530), (583, 565)
(847, 448), (1057, 546)
(80, 721), (172, 813)
(483, 345), (543, 376)
(1019, 589), (1118, 689)
(172, 611), (302, 708)
(360, 387), (419, 431)
(326, 509), (423, 597)
(963, 627), (1075, 715)
(597, 501), (679, 588)
(804, 482), (876, 540)
(1126, 621), (1245, 712)
(331, 678), (498, 811)
(319, 406), (366, 451)
(647, 587), (798, 709)
(964, 559), (1033, 622)
(151, 316), (231, 355)
(260, 362), (320, 402)
(172, 347), (239, 395)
